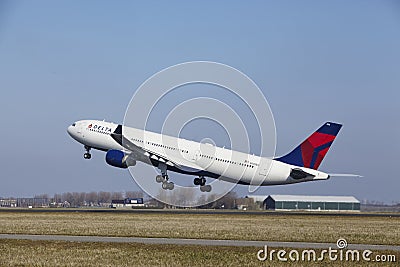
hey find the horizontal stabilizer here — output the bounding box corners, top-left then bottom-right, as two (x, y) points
(328, 173), (363, 178)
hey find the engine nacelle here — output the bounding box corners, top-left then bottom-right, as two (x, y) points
(105, 150), (136, 169)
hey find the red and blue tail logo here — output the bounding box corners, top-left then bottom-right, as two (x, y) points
(276, 122), (342, 170)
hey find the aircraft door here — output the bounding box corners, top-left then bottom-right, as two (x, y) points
(259, 158), (269, 176)
(194, 150), (201, 161)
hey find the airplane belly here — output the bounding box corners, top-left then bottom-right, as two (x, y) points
(246, 160), (291, 186)
(263, 163), (291, 185)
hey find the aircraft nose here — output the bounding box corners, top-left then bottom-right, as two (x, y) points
(67, 125), (73, 136)
(67, 125), (75, 137)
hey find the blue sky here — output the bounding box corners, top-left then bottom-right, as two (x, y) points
(0, 1), (399, 203)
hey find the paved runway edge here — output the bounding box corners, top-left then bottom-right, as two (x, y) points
(0, 234), (399, 251)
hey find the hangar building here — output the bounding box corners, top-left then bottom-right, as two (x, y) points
(247, 195), (360, 211)
(265, 195), (360, 211)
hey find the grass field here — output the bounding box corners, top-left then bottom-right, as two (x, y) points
(0, 210), (398, 266)
(0, 240), (398, 267)
(0, 211), (398, 245)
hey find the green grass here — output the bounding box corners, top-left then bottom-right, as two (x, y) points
(0, 211), (398, 266)
(0, 211), (399, 246)
(0, 240), (398, 267)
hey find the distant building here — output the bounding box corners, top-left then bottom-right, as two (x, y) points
(111, 198), (144, 208)
(245, 195), (268, 203)
(247, 195), (360, 211)
(0, 198), (17, 207)
(16, 198), (49, 208)
(111, 199), (125, 208)
(235, 198), (257, 210)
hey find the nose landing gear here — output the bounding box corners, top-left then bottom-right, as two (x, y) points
(83, 145), (92, 159)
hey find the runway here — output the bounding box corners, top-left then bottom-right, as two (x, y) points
(1, 234), (399, 251)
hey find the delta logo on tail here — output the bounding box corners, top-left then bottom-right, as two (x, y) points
(276, 122), (342, 170)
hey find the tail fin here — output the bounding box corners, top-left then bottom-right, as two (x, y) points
(276, 122), (342, 170)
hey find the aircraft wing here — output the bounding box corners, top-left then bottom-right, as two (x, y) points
(115, 134), (202, 173)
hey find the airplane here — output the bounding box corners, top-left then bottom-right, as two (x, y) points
(67, 120), (354, 192)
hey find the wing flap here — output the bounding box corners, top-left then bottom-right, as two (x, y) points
(117, 134), (194, 171)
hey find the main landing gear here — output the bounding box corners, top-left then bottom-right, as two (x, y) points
(155, 162), (174, 190)
(194, 176), (212, 192)
(83, 145), (92, 159)
(154, 163), (211, 192)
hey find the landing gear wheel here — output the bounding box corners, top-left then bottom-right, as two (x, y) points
(200, 185), (212, 192)
(83, 146), (91, 159)
(167, 182), (174, 190)
(156, 175), (164, 183)
(162, 181), (174, 190)
(194, 177), (206, 186)
(162, 182), (168, 190)
(158, 163), (173, 190)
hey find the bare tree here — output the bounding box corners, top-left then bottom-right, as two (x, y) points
(53, 193), (62, 203)
(111, 192), (123, 200)
(34, 194), (49, 199)
(98, 191), (111, 204)
(125, 191), (144, 199)
(62, 192), (73, 204)
(86, 192), (98, 205)
(172, 188), (197, 207)
(71, 192), (82, 207)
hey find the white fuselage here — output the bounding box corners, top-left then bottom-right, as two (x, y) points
(67, 120), (329, 186)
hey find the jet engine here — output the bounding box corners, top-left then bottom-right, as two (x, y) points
(105, 150), (136, 168)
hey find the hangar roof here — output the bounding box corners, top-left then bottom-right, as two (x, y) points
(247, 195), (360, 203)
(269, 195), (360, 203)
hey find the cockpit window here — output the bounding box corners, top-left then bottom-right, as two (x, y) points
(72, 123), (76, 126)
